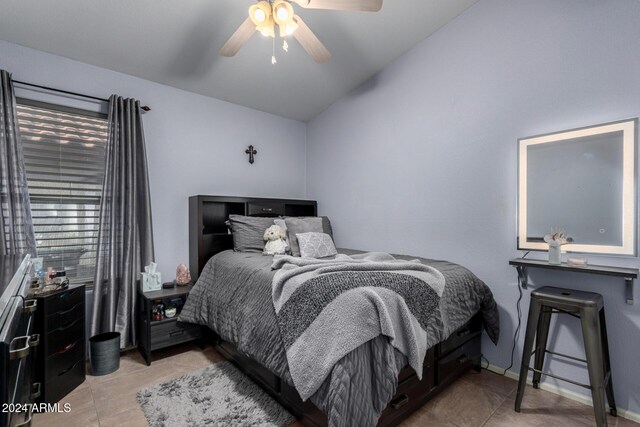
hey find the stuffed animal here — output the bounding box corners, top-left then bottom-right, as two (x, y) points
(263, 225), (287, 255)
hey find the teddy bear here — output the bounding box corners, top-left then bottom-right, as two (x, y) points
(263, 224), (287, 255)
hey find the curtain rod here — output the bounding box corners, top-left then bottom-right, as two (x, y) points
(13, 80), (151, 112)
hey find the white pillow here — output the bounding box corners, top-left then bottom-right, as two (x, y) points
(296, 232), (337, 258)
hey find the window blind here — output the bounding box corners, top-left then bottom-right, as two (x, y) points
(16, 100), (108, 285)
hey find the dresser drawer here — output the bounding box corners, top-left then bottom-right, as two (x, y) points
(46, 340), (84, 380)
(150, 321), (202, 350)
(437, 336), (480, 386)
(247, 202), (285, 217)
(380, 364), (435, 422)
(438, 314), (482, 357)
(46, 287), (83, 314)
(46, 320), (83, 357)
(42, 357), (85, 405)
(47, 300), (83, 331)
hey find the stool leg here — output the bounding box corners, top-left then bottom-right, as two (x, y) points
(532, 306), (552, 389)
(515, 298), (541, 412)
(599, 308), (617, 417)
(580, 306), (608, 427)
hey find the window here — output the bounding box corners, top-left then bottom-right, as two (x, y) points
(16, 99), (108, 285)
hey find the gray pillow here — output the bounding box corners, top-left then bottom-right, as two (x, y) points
(318, 216), (333, 238)
(228, 214), (276, 252)
(297, 232), (337, 258)
(291, 216), (333, 239)
(285, 217), (323, 256)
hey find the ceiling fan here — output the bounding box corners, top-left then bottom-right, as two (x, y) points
(219, 0), (383, 64)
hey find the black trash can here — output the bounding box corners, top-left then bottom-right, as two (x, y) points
(89, 332), (120, 376)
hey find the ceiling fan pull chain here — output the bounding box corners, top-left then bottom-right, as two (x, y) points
(283, 39), (289, 52)
(272, 37), (277, 64)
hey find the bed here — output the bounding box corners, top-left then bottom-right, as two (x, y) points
(181, 195), (499, 426)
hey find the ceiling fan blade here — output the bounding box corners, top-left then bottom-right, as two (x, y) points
(291, 0), (382, 12)
(292, 15), (331, 64)
(219, 17), (256, 57)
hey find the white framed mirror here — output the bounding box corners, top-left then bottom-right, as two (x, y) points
(518, 118), (638, 255)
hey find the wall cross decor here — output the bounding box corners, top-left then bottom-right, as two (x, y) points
(245, 145), (257, 164)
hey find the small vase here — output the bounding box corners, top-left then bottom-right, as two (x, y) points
(548, 245), (562, 265)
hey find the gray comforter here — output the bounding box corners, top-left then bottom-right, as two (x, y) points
(180, 249), (499, 427)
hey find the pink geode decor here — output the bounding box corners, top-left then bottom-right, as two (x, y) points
(175, 263), (191, 286)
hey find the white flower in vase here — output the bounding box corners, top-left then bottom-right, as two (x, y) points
(544, 228), (570, 264)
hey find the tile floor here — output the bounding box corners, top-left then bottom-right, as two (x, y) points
(33, 343), (637, 427)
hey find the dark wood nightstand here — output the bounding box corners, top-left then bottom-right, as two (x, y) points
(137, 285), (203, 365)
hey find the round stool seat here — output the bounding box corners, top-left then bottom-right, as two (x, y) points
(532, 286), (604, 310)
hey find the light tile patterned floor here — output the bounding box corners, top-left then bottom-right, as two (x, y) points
(32, 343), (638, 427)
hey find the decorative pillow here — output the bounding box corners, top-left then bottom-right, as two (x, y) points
(228, 215), (277, 252)
(284, 217), (324, 256)
(296, 232), (338, 258)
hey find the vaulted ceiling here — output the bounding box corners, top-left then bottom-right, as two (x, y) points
(0, 0), (478, 121)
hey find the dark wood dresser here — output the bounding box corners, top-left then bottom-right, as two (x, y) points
(0, 255), (37, 427)
(137, 285), (203, 365)
(33, 285), (86, 404)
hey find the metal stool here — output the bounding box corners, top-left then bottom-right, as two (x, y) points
(515, 286), (616, 426)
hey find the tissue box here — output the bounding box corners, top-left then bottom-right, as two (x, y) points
(141, 272), (162, 292)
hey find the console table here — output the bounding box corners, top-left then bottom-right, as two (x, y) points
(509, 258), (638, 305)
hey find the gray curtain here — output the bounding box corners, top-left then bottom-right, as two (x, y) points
(91, 95), (154, 348)
(0, 70), (36, 256)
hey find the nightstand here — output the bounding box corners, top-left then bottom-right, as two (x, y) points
(137, 285), (203, 365)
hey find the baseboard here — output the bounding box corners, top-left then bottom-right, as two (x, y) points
(484, 363), (640, 424)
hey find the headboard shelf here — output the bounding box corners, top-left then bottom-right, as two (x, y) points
(189, 195), (317, 280)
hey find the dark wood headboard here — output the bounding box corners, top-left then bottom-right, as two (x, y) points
(188, 195), (317, 280)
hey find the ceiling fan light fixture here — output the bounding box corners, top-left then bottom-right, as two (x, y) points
(249, 1), (272, 26)
(223, 0), (383, 62)
(254, 9), (266, 22)
(259, 16), (276, 37)
(280, 20), (298, 37)
(272, 0), (294, 25)
(276, 6), (289, 21)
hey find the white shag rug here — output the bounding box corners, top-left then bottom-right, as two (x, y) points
(136, 361), (295, 427)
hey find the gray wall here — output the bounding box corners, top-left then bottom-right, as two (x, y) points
(0, 40), (307, 276)
(307, 0), (640, 416)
